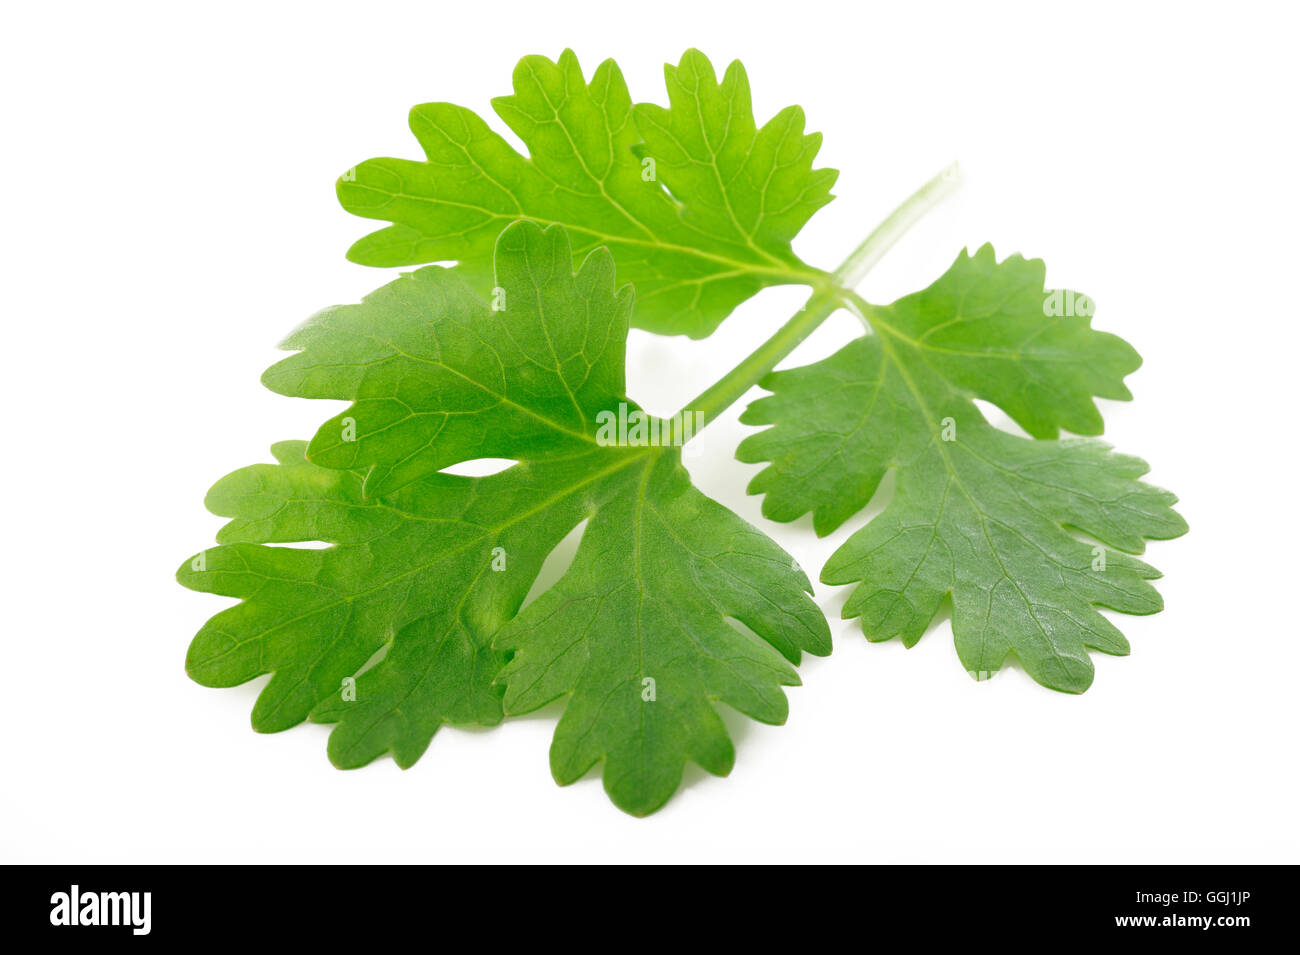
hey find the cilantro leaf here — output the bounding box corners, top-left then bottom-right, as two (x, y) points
(183, 45), (1188, 813)
(179, 221), (829, 813)
(179, 440), (590, 758)
(337, 49), (835, 338)
(738, 246), (1186, 692)
(493, 453), (829, 816)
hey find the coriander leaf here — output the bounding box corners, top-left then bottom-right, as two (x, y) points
(493, 452), (829, 816)
(261, 217), (625, 499)
(337, 49), (835, 338)
(179, 221), (829, 813)
(737, 245), (1186, 692)
(178, 440), (591, 759)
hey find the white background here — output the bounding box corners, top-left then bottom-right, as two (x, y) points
(3, 1), (1297, 863)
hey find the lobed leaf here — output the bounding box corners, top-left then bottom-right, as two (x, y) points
(337, 49), (835, 338)
(738, 246), (1186, 691)
(180, 221), (829, 813)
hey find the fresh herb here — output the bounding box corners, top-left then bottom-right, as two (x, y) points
(337, 49), (833, 338)
(739, 248), (1187, 691)
(182, 50), (1184, 813)
(181, 223), (827, 816)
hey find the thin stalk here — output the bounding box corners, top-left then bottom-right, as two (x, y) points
(831, 161), (961, 288)
(677, 162), (961, 433)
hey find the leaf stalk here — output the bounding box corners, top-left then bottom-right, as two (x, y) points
(677, 162), (961, 434)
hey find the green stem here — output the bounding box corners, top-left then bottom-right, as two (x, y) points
(830, 161), (961, 288)
(677, 161), (961, 433)
(680, 285), (842, 434)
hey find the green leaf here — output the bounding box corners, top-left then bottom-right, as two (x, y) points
(738, 245), (1186, 692)
(337, 49), (835, 338)
(493, 454), (829, 816)
(179, 221), (829, 814)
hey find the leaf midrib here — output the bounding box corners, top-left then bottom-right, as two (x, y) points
(348, 181), (823, 285)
